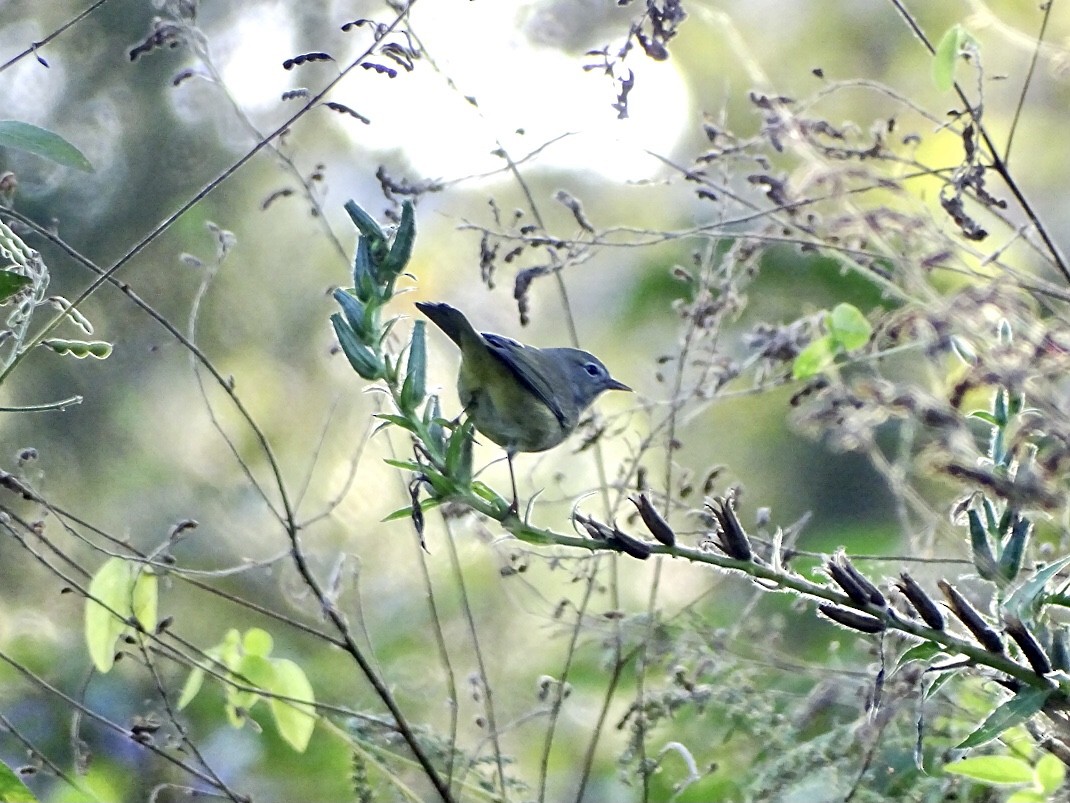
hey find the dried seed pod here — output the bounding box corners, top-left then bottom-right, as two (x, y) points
(826, 561), (874, 607)
(707, 494), (752, 561)
(938, 580), (1004, 654)
(1004, 615), (1051, 676)
(834, 551), (886, 607)
(896, 572), (945, 630)
(575, 513), (612, 541)
(818, 604), (885, 634)
(608, 528), (653, 561)
(630, 494), (676, 546)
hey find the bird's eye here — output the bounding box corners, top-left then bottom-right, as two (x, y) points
(584, 362), (603, 377)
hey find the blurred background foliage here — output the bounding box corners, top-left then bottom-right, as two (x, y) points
(1, 0), (1069, 801)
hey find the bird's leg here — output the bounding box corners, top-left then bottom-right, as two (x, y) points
(506, 448), (519, 515)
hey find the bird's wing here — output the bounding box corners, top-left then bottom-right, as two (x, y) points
(483, 333), (568, 427)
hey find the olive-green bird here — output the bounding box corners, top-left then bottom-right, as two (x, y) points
(415, 301), (630, 511)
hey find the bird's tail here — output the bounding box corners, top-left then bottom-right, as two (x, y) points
(414, 301), (481, 351)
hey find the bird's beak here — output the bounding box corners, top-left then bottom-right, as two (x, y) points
(607, 378), (631, 392)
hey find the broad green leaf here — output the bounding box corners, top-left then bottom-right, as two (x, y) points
(219, 628), (243, 669)
(944, 755), (1034, 785)
(957, 688), (1051, 749)
(243, 628), (273, 658)
(0, 120), (93, 172)
(827, 303), (871, 351)
(131, 570), (157, 633)
(177, 665), (206, 710)
(0, 759), (37, 802)
(1035, 751), (1066, 794)
(269, 658), (317, 752)
(85, 558), (136, 673)
(932, 25), (966, 91)
(229, 654), (275, 719)
(0, 270), (31, 303)
(792, 335), (836, 380)
(1007, 791), (1047, 803)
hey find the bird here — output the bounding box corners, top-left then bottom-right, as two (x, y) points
(415, 301), (630, 512)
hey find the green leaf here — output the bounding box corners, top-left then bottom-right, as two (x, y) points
(383, 458), (424, 472)
(446, 418), (475, 486)
(269, 658), (317, 752)
(827, 303), (871, 351)
(243, 628), (273, 658)
(219, 628), (243, 670)
(380, 200), (416, 276)
(1034, 752), (1065, 794)
(41, 338), (112, 359)
(374, 413), (418, 433)
(177, 664), (206, 710)
(1005, 555), (1070, 621)
(0, 120), (93, 172)
(944, 755), (1035, 785)
(792, 335), (836, 380)
(969, 410), (1000, 426)
(131, 569), (157, 633)
(85, 558), (136, 673)
(0, 270), (31, 303)
(895, 642), (945, 670)
(230, 654), (276, 716)
(932, 25), (966, 91)
(383, 497), (443, 522)
(0, 759), (38, 802)
(924, 670), (955, 700)
(956, 687), (1051, 749)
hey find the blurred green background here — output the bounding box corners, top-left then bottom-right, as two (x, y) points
(1, 1), (1067, 800)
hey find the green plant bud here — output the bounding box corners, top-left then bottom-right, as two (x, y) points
(967, 509), (1000, 582)
(331, 314), (382, 379)
(380, 201), (415, 277)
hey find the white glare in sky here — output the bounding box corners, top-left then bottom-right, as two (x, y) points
(216, 1), (690, 182)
